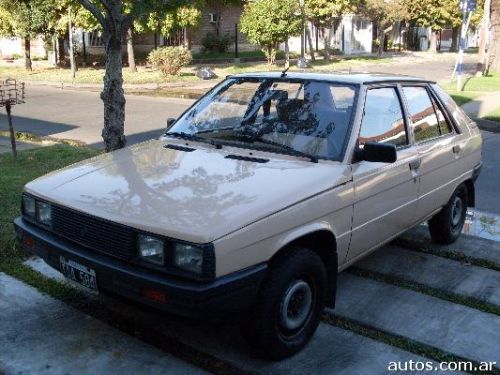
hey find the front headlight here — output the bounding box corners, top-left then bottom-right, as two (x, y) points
(36, 201), (52, 226)
(22, 195), (36, 217)
(138, 234), (164, 265)
(174, 243), (203, 274)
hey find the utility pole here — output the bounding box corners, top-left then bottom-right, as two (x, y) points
(457, 0), (475, 91)
(68, 6), (76, 80)
(476, 0), (491, 76)
(299, 0), (305, 58)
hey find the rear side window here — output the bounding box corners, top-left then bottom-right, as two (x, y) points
(402, 86), (440, 143)
(431, 83), (470, 129)
(431, 95), (453, 135)
(359, 87), (407, 148)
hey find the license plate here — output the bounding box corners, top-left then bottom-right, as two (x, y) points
(59, 256), (98, 292)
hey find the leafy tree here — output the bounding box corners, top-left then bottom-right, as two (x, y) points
(134, 1), (203, 49)
(305, 0), (359, 61)
(406, 0), (484, 52)
(240, 0), (302, 64)
(73, 0), (134, 151)
(0, 0), (52, 70)
(74, 0), (203, 152)
(360, 0), (407, 56)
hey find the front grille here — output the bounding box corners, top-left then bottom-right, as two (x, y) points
(51, 205), (136, 260)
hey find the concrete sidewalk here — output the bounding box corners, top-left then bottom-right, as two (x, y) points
(461, 91), (500, 119)
(0, 272), (207, 375)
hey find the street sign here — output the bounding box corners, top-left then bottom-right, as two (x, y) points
(460, 0), (476, 11)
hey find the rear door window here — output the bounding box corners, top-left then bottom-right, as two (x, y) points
(402, 86), (441, 143)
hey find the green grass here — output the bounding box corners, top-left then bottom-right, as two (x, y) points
(0, 66), (199, 84)
(0, 145), (99, 267)
(448, 92), (480, 106)
(483, 107), (500, 123)
(441, 72), (500, 93)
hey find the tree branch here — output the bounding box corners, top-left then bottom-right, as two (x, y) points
(99, 0), (114, 18)
(77, 0), (105, 26)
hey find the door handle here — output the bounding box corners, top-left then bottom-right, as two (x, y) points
(452, 145), (461, 154)
(409, 159), (421, 171)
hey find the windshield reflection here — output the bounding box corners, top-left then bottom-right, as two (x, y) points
(167, 78), (358, 160)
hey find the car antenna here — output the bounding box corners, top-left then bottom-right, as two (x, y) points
(280, 66), (290, 78)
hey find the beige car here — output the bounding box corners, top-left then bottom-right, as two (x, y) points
(15, 73), (482, 359)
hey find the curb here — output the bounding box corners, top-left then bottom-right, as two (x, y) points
(474, 118), (500, 133)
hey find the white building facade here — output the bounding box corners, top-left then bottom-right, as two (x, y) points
(285, 15), (373, 56)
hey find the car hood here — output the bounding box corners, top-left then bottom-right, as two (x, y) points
(25, 140), (350, 243)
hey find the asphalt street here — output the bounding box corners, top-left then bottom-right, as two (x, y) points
(0, 86), (194, 146)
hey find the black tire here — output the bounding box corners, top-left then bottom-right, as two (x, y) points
(428, 184), (468, 245)
(241, 247), (327, 360)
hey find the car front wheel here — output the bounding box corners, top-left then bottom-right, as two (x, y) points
(428, 184), (468, 244)
(241, 247), (327, 360)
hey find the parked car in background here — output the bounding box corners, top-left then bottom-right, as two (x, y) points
(15, 72), (482, 359)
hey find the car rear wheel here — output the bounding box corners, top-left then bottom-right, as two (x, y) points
(240, 247), (327, 360)
(428, 184), (468, 244)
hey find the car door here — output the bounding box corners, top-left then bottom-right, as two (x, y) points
(400, 85), (460, 221)
(347, 85), (420, 261)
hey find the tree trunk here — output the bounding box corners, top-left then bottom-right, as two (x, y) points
(450, 26), (459, 52)
(101, 26), (126, 151)
(429, 31), (438, 53)
(488, 0), (500, 72)
(57, 37), (65, 65)
(24, 38), (32, 71)
(6, 103), (17, 160)
(378, 25), (385, 57)
(306, 26), (315, 61)
(324, 21), (333, 62)
(284, 39), (290, 68)
(126, 27), (137, 72)
(68, 6), (76, 80)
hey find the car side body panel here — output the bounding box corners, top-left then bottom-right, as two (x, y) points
(213, 168), (354, 277)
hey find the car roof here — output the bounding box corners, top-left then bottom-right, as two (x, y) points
(228, 71), (435, 85)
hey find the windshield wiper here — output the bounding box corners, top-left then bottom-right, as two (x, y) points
(235, 134), (318, 163)
(165, 131), (222, 149)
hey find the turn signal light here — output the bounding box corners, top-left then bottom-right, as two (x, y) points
(142, 288), (166, 304)
(23, 236), (34, 248)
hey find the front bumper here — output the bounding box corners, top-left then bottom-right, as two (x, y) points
(14, 217), (267, 319)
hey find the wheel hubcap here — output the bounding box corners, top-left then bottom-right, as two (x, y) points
(451, 196), (463, 227)
(280, 280), (313, 331)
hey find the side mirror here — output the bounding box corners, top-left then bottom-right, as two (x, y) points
(360, 142), (397, 163)
(166, 118), (176, 131)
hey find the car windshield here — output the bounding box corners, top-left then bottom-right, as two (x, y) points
(166, 77), (358, 160)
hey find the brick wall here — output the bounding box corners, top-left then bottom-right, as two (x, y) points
(190, 0), (254, 52)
